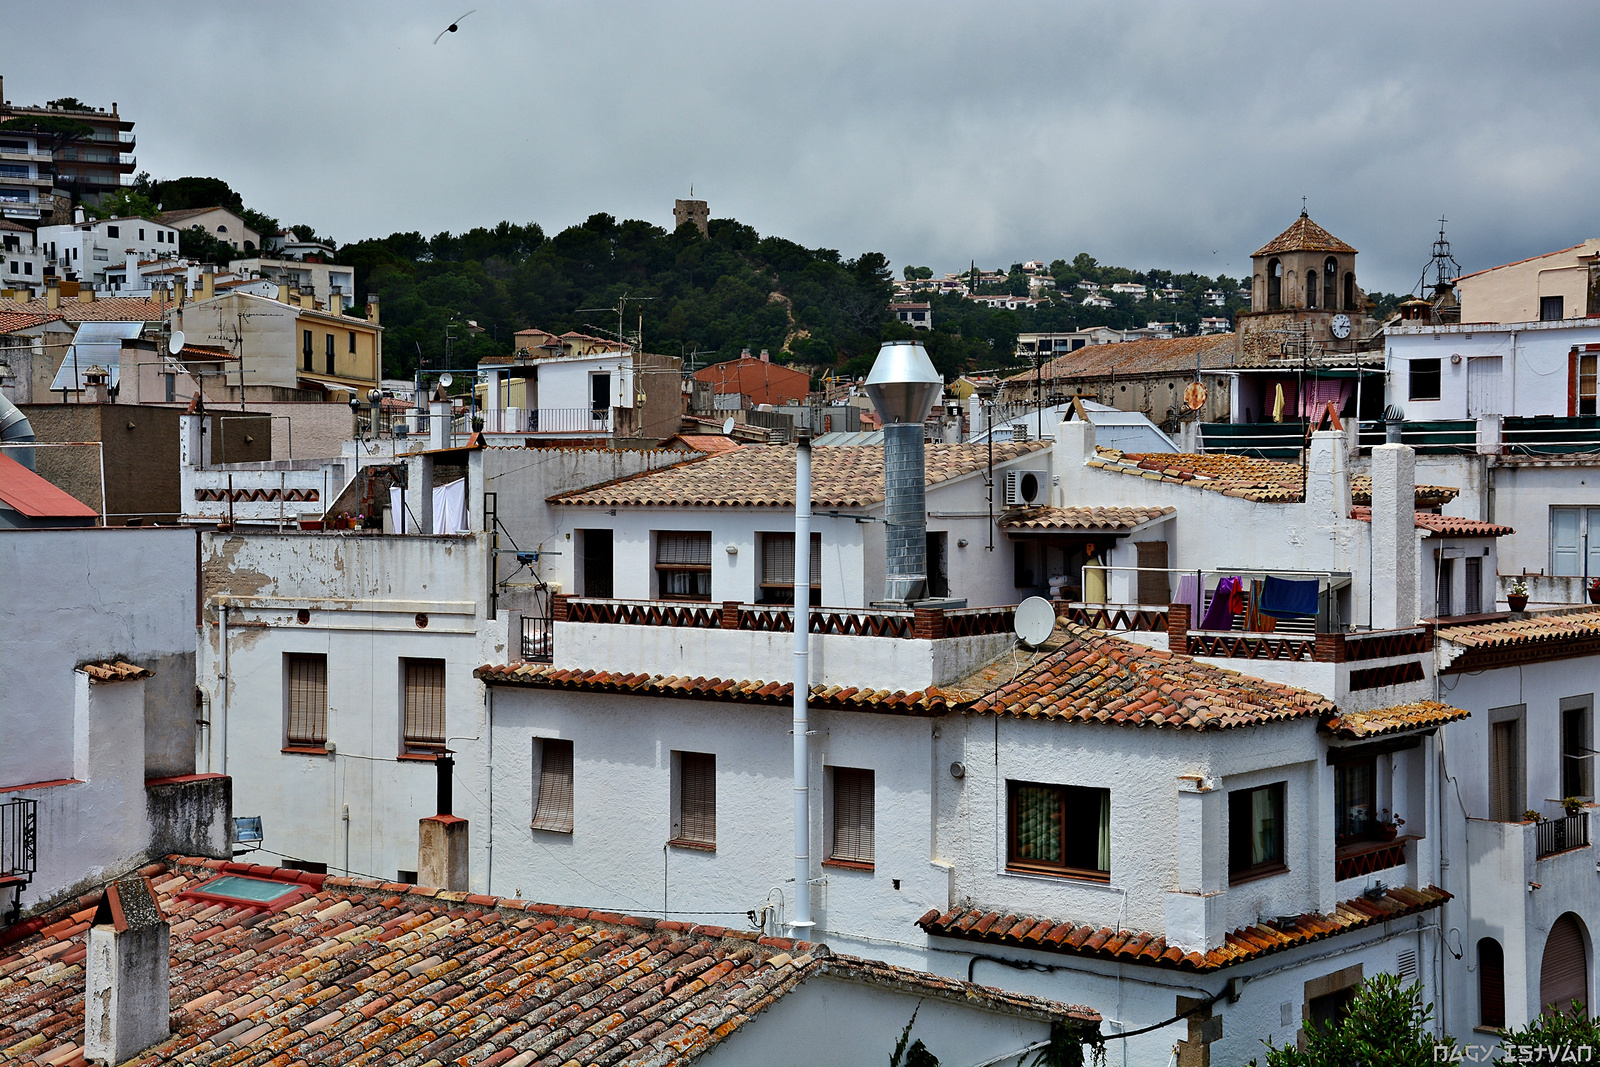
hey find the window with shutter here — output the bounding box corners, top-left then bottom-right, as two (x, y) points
(1006, 781), (1109, 879)
(828, 768), (874, 866)
(1490, 716), (1522, 822)
(759, 532), (821, 605)
(656, 532), (712, 601)
(1551, 507), (1582, 577)
(1540, 913), (1589, 1016)
(1135, 541), (1169, 606)
(402, 658), (446, 753)
(285, 654), (327, 748)
(1435, 557), (1454, 617)
(531, 739), (574, 833)
(672, 752), (716, 848)
(1478, 938), (1505, 1028)
(1464, 557), (1482, 615)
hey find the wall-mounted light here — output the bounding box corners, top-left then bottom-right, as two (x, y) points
(725, 545), (738, 556)
(957, 538), (968, 549)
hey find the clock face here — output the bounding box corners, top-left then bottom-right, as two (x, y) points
(1331, 313), (1352, 339)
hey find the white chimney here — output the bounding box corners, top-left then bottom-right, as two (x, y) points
(125, 252), (139, 289)
(84, 877), (170, 1064)
(1370, 443), (1418, 629)
(1306, 430), (1351, 522)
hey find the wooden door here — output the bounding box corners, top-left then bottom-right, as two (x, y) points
(1136, 541), (1169, 606)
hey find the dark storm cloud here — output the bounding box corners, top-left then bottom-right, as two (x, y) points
(7, 0), (1598, 291)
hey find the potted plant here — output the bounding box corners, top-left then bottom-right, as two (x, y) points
(1524, 808), (1543, 824)
(1375, 809), (1405, 842)
(1589, 577), (1600, 604)
(1507, 578), (1529, 613)
(1563, 796), (1586, 818)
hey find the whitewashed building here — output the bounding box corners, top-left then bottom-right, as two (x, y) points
(35, 216), (180, 284)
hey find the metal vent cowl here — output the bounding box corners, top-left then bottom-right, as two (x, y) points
(863, 342), (942, 603)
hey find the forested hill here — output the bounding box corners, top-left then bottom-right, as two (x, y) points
(339, 215), (903, 381)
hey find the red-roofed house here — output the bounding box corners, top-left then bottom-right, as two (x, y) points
(694, 353), (811, 408)
(0, 451), (96, 527)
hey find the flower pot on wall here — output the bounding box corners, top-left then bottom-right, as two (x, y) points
(1507, 594), (1528, 611)
(1374, 825), (1399, 842)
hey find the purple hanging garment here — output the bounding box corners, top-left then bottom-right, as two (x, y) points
(1198, 576), (1238, 631)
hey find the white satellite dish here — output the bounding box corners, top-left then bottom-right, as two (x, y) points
(721, 416), (735, 435)
(168, 330), (185, 355)
(1013, 596), (1056, 649)
(438, 372), (454, 388)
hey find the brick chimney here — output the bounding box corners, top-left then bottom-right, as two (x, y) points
(1370, 444), (1418, 629)
(84, 877), (170, 1064)
(46, 281), (60, 310)
(365, 292), (380, 326)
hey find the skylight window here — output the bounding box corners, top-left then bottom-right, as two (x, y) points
(183, 874), (305, 909)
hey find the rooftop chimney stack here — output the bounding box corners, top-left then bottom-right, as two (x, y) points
(84, 877), (170, 1064)
(864, 341), (945, 606)
(1370, 443), (1418, 630)
(418, 754), (468, 891)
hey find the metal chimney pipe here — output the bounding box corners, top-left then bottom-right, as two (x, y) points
(790, 428), (814, 931)
(436, 753), (454, 816)
(864, 342), (942, 604)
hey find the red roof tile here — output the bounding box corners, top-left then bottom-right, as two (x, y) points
(1004, 333), (1237, 386)
(79, 661), (151, 683)
(966, 623), (1334, 730)
(1321, 700), (1469, 739)
(0, 857), (1096, 1064)
(551, 442), (1048, 508)
(998, 505), (1174, 531)
(475, 664), (950, 715)
(0, 310), (64, 334)
(1350, 506), (1512, 537)
(1437, 608), (1600, 650)
(1086, 448), (1460, 507)
(0, 453), (98, 519)
(0, 296), (169, 323)
(917, 885), (1448, 972)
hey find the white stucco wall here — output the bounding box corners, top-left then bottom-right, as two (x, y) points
(1387, 321), (1600, 421)
(198, 530), (507, 885)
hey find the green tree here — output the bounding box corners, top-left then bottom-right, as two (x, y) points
(45, 97), (90, 111)
(89, 187), (160, 221)
(1254, 974), (1451, 1067)
(178, 225), (237, 265)
(1493, 1001), (1600, 1064)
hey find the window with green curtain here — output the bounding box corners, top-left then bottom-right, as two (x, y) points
(1228, 782), (1286, 879)
(1007, 781), (1109, 879)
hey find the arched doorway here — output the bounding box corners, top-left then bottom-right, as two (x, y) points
(1540, 912), (1589, 1016)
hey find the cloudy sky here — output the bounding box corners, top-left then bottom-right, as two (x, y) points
(6, 2), (1597, 293)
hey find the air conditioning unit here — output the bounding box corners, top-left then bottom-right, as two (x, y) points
(1004, 469), (1048, 506)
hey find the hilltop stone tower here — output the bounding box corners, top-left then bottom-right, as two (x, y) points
(674, 197), (709, 237)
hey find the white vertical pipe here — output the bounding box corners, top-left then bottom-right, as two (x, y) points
(791, 429), (814, 929)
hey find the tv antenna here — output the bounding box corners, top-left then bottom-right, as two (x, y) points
(575, 292), (655, 352)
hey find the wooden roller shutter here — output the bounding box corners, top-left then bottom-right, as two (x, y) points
(677, 753), (716, 846)
(531, 739), (574, 833)
(403, 659), (447, 751)
(286, 654), (327, 747)
(1490, 720), (1520, 823)
(1136, 541), (1170, 606)
(830, 768), (875, 865)
(1541, 913), (1589, 1016)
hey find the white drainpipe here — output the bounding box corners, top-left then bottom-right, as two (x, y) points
(791, 429), (815, 931)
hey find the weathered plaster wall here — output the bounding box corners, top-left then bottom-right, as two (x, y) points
(0, 527), (199, 786)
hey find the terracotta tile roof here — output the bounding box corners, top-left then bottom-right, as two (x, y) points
(78, 661), (150, 682)
(916, 885), (1448, 973)
(998, 505), (1175, 531)
(1437, 608), (1600, 650)
(155, 206), (235, 225)
(0, 857), (818, 1067)
(550, 442), (1048, 508)
(0, 453), (98, 519)
(475, 664), (950, 715)
(668, 434), (744, 455)
(0, 310), (64, 333)
(0, 857), (1097, 1066)
(1321, 700), (1470, 739)
(1086, 448), (1461, 507)
(1349, 474), (1459, 508)
(1251, 214), (1358, 257)
(964, 623), (1335, 730)
(1350, 506), (1512, 537)
(1003, 333), (1237, 385)
(1088, 447), (1303, 502)
(0, 296), (169, 323)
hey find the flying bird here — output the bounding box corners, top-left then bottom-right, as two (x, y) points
(433, 9), (476, 44)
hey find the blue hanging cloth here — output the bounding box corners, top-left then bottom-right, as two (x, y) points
(1258, 576), (1320, 620)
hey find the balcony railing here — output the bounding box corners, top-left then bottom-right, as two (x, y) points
(1, 797), (38, 923)
(1537, 813), (1590, 858)
(1335, 836), (1409, 881)
(520, 615), (553, 662)
(1167, 603), (1430, 664)
(555, 596), (1015, 640)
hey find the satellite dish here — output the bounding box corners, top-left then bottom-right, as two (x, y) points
(1013, 596), (1056, 649)
(168, 330), (185, 355)
(721, 416), (736, 435)
(438, 373), (454, 388)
